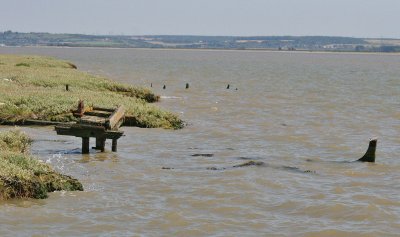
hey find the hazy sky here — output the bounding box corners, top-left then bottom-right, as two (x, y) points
(1, 0), (399, 38)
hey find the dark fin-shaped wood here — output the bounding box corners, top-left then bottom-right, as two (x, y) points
(232, 161), (266, 168)
(357, 139), (377, 163)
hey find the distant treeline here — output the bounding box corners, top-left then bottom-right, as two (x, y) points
(355, 45), (400, 53)
(1, 31), (399, 52)
(0, 30), (159, 48)
(136, 35), (369, 50)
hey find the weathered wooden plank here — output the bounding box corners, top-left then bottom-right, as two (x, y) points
(71, 124), (106, 131)
(106, 105), (125, 130)
(92, 106), (116, 112)
(84, 111), (112, 118)
(113, 118), (125, 130)
(103, 130), (124, 140)
(56, 124), (103, 138)
(24, 119), (65, 126)
(80, 115), (107, 126)
(55, 124), (124, 139)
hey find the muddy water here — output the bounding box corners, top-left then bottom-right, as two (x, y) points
(0, 47), (399, 236)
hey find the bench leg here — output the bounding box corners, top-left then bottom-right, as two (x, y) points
(112, 139), (117, 152)
(95, 137), (106, 152)
(82, 137), (90, 154)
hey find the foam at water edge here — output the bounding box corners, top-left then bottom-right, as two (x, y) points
(160, 96), (183, 99)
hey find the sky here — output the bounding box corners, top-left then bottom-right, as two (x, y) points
(1, 0), (399, 38)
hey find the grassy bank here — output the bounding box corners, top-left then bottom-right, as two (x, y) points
(0, 129), (83, 200)
(0, 54), (183, 129)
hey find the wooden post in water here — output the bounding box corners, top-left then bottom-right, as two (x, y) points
(95, 137), (106, 152)
(66, 84), (69, 91)
(186, 83), (189, 89)
(100, 138), (105, 152)
(112, 139), (118, 152)
(82, 137), (90, 154)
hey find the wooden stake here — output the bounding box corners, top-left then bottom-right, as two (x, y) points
(82, 137), (90, 154)
(112, 139), (117, 152)
(95, 137), (106, 152)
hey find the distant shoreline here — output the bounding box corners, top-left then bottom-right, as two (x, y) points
(2, 32), (400, 54)
(2, 45), (399, 56)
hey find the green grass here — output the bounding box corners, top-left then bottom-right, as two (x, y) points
(15, 62), (30, 67)
(0, 129), (83, 200)
(0, 54), (183, 129)
(0, 128), (32, 153)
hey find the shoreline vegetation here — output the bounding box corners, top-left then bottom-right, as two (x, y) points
(0, 129), (83, 200)
(0, 54), (184, 129)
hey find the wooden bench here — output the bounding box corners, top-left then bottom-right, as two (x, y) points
(55, 103), (125, 154)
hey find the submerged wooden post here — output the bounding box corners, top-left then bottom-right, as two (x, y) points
(357, 139), (377, 163)
(112, 139), (117, 152)
(186, 83), (189, 89)
(95, 137), (106, 152)
(82, 137), (90, 154)
(66, 84), (69, 91)
(95, 137), (102, 149)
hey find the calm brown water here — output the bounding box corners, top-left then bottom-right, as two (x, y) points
(1, 47), (399, 236)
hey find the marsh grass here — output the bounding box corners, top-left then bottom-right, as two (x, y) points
(0, 129), (83, 200)
(15, 62), (30, 67)
(0, 129), (32, 153)
(0, 55), (183, 129)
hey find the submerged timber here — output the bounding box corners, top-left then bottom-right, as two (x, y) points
(163, 139), (379, 172)
(357, 139), (377, 162)
(55, 103), (126, 153)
